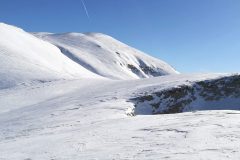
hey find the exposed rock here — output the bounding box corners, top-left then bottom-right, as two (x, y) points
(131, 75), (240, 115)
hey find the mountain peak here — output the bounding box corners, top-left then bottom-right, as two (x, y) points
(0, 23), (178, 89)
(34, 30), (178, 79)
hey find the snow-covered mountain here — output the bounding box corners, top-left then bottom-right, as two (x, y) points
(1, 23), (240, 160)
(33, 32), (178, 79)
(0, 23), (101, 89)
(0, 22), (178, 89)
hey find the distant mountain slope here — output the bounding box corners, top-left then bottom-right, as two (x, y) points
(0, 23), (101, 89)
(0, 23), (178, 89)
(34, 32), (178, 79)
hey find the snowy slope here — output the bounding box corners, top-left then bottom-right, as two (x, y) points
(0, 23), (100, 89)
(34, 32), (178, 79)
(1, 23), (240, 160)
(1, 73), (240, 160)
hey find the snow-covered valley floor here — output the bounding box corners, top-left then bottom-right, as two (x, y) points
(1, 74), (240, 160)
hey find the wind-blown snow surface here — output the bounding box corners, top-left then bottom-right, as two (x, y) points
(1, 73), (240, 160)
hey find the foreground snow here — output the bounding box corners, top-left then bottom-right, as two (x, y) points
(1, 74), (240, 160)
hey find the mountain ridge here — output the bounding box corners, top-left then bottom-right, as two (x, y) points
(33, 30), (178, 79)
(0, 22), (178, 89)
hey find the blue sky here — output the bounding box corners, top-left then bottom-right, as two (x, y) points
(0, 0), (239, 73)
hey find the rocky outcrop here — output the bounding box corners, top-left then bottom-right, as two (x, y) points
(131, 75), (240, 115)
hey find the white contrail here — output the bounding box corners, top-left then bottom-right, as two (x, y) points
(81, 0), (90, 20)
